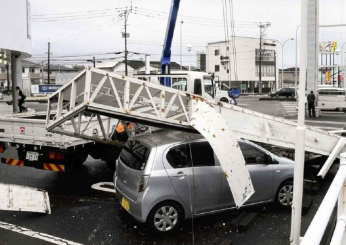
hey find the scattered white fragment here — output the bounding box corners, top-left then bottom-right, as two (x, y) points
(0, 182), (51, 214)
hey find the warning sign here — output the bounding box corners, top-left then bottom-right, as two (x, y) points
(20, 127), (25, 134)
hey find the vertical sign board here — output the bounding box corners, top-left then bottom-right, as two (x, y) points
(306, 0), (319, 94)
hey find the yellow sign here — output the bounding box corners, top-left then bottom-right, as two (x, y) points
(319, 41), (338, 53)
(332, 41), (337, 53)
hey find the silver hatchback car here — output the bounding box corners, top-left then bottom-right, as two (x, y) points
(115, 130), (294, 233)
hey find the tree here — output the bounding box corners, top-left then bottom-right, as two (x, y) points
(73, 65), (86, 71)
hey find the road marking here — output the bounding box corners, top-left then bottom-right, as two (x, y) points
(322, 111), (345, 114)
(91, 182), (116, 193)
(291, 119), (346, 125)
(0, 221), (83, 245)
(286, 111), (297, 113)
(317, 127), (343, 131)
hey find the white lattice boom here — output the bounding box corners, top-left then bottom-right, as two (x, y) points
(46, 68), (345, 156)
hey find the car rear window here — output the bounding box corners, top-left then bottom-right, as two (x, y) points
(120, 140), (150, 171)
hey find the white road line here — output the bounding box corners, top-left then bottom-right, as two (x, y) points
(322, 111), (345, 114)
(317, 127), (343, 130)
(0, 221), (83, 245)
(287, 111), (297, 113)
(291, 119), (346, 125)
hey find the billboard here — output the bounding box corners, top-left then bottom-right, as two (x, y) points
(319, 41), (337, 53)
(31, 85), (62, 94)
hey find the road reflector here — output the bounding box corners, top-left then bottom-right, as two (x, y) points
(43, 163), (65, 172)
(6, 158), (24, 167)
(0, 183), (51, 214)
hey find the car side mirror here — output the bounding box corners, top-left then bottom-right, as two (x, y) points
(266, 155), (273, 164)
(256, 156), (264, 164)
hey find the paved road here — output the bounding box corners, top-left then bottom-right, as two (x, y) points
(0, 99), (341, 245)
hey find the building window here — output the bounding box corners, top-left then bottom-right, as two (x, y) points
(1, 68), (5, 73)
(215, 65), (220, 72)
(215, 49), (220, 56)
(30, 68), (35, 73)
(40, 69), (42, 73)
(22, 68), (25, 73)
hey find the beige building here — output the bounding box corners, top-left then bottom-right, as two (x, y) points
(279, 67), (300, 88)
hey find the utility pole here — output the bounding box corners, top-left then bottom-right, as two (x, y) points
(122, 6), (131, 76)
(258, 23), (270, 94)
(47, 41), (50, 84)
(87, 57), (96, 68)
(180, 21), (183, 70)
(6, 63), (10, 95)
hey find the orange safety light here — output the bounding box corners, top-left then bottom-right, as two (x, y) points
(49, 151), (56, 160)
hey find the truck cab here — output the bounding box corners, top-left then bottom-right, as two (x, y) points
(135, 71), (236, 104)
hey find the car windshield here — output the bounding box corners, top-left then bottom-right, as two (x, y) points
(119, 140), (150, 171)
(203, 76), (214, 98)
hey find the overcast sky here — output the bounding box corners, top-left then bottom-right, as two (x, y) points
(29, 0), (346, 69)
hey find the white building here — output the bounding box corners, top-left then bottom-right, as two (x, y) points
(206, 36), (279, 93)
(0, 60), (77, 95)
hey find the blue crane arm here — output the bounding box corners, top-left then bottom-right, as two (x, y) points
(160, 0), (181, 86)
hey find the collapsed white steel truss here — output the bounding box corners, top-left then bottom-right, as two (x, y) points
(46, 68), (346, 156)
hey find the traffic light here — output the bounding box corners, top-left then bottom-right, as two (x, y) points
(220, 55), (229, 61)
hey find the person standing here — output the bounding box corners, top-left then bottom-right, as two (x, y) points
(307, 90), (316, 117)
(15, 86), (26, 113)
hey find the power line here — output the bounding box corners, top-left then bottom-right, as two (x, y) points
(32, 7), (126, 17)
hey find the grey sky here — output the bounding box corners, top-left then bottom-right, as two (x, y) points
(30, 0), (346, 68)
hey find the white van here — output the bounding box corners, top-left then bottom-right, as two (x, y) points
(317, 87), (346, 111)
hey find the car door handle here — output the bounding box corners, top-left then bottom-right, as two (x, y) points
(172, 171), (188, 178)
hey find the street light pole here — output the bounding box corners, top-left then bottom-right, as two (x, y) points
(279, 38), (294, 89)
(187, 45), (192, 71)
(341, 42), (346, 66)
(180, 21), (183, 70)
(295, 25), (301, 96)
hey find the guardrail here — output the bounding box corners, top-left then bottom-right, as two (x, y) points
(300, 152), (346, 245)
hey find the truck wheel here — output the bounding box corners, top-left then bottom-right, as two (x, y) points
(74, 153), (88, 168)
(220, 98), (229, 103)
(106, 161), (116, 170)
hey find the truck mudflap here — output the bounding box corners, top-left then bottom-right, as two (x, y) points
(3, 158), (24, 167)
(43, 163), (65, 172)
(1, 158), (68, 173)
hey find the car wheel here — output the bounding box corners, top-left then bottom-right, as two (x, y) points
(276, 94), (279, 98)
(276, 180), (293, 207)
(147, 201), (182, 233)
(220, 98), (229, 103)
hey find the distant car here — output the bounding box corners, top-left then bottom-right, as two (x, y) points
(269, 88), (295, 98)
(0, 92), (3, 100)
(115, 130), (294, 233)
